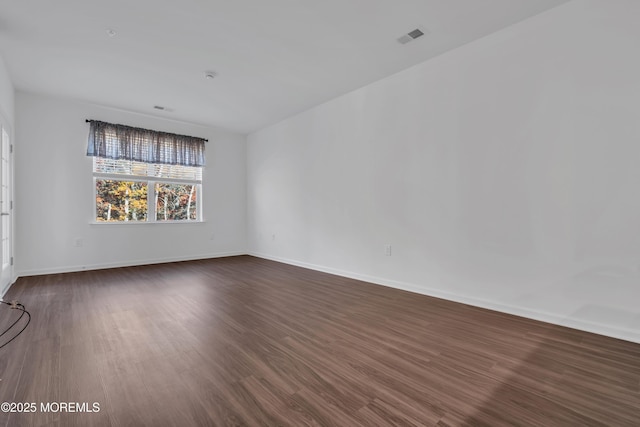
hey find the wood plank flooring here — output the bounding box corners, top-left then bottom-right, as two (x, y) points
(0, 255), (639, 426)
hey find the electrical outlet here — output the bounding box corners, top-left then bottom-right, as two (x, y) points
(272, 234), (276, 241)
(384, 244), (392, 256)
(74, 238), (84, 248)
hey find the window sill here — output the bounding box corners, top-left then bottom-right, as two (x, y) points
(90, 220), (206, 225)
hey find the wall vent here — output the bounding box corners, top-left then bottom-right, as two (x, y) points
(398, 28), (426, 45)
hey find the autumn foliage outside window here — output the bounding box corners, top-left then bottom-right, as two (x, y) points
(87, 121), (205, 223)
(96, 180), (148, 222)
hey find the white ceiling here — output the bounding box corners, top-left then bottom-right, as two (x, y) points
(0, 0), (569, 134)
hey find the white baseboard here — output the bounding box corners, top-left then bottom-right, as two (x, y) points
(1, 282), (11, 298)
(248, 251), (640, 344)
(15, 251), (246, 278)
(0, 271), (19, 298)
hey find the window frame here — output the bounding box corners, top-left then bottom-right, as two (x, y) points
(92, 159), (203, 224)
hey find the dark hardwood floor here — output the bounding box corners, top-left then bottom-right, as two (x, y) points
(0, 255), (638, 426)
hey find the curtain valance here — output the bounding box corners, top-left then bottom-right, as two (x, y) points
(86, 120), (206, 167)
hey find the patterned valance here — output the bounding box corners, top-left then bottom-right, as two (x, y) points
(86, 120), (206, 167)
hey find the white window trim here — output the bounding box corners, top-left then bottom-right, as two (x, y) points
(92, 164), (204, 224)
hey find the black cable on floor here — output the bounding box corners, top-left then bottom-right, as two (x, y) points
(0, 301), (31, 349)
(0, 306), (25, 339)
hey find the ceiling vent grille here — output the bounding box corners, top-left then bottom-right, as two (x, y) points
(398, 28), (425, 45)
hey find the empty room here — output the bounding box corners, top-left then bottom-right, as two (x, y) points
(0, 0), (639, 425)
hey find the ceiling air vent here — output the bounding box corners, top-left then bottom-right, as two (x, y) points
(398, 28), (425, 45)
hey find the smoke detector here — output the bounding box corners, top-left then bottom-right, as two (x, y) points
(398, 28), (426, 45)
(204, 71), (217, 80)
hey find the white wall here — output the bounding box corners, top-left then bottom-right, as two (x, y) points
(248, 0), (640, 343)
(0, 56), (14, 125)
(16, 92), (246, 275)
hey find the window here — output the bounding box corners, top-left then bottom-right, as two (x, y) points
(93, 159), (201, 222)
(87, 121), (205, 223)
